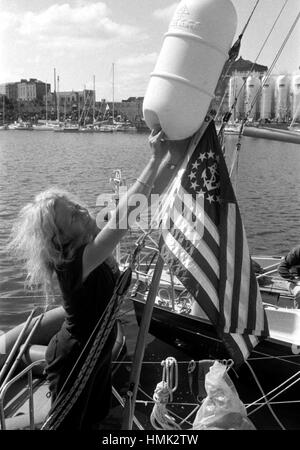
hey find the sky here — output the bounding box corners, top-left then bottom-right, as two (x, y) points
(0, 0), (299, 101)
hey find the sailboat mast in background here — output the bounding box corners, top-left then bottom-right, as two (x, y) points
(57, 75), (60, 123)
(2, 95), (5, 126)
(112, 62), (115, 123)
(93, 75), (96, 125)
(45, 81), (48, 123)
(53, 68), (57, 121)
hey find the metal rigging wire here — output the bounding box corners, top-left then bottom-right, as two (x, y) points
(214, 0), (261, 120)
(216, 0), (290, 122)
(230, 0), (290, 117)
(248, 9), (300, 117)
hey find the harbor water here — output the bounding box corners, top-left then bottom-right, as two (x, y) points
(0, 129), (299, 430)
(0, 130), (299, 329)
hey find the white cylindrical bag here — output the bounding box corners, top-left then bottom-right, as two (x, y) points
(143, 0), (237, 139)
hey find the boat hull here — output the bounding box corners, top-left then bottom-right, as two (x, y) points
(132, 295), (300, 404)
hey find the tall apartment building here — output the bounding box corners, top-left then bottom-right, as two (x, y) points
(0, 83), (18, 101)
(18, 79), (36, 101)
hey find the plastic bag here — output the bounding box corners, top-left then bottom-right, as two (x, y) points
(192, 361), (256, 430)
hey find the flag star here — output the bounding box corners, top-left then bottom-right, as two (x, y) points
(192, 161), (200, 170)
(215, 195), (221, 203)
(190, 181), (199, 190)
(207, 149), (215, 159)
(207, 194), (215, 203)
(188, 171), (196, 180)
(197, 189), (205, 196)
(199, 153), (206, 162)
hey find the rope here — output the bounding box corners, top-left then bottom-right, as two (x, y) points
(150, 357), (181, 430)
(247, 8), (299, 117)
(215, 0), (261, 120)
(0, 294), (62, 300)
(137, 385), (196, 427)
(216, 0), (289, 140)
(240, 0), (260, 37)
(227, 2), (294, 180)
(105, 355), (300, 366)
(112, 386), (144, 430)
(249, 351), (300, 366)
(246, 370), (300, 411)
(244, 360), (286, 429)
(248, 374), (300, 416)
(228, 0), (289, 119)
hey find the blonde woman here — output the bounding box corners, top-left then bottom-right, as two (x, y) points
(8, 129), (188, 430)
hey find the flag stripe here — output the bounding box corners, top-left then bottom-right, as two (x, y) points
(223, 203), (236, 333)
(202, 228), (220, 262)
(160, 235), (220, 323)
(161, 228), (220, 313)
(179, 187), (220, 246)
(171, 203), (220, 279)
(168, 218), (220, 290)
(237, 228), (251, 332)
(252, 271), (266, 334)
(172, 195), (205, 243)
(176, 189), (220, 257)
(231, 334), (251, 360)
(249, 334), (259, 347)
(229, 204), (244, 333)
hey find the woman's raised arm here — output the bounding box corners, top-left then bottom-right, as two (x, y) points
(82, 129), (170, 281)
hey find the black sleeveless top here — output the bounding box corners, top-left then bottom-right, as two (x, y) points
(55, 245), (120, 342)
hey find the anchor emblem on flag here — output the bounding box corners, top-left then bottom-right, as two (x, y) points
(201, 162), (220, 193)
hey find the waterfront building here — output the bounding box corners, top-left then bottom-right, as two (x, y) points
(105, 97), (144, 123)
(57, 89), (95, 120)
(18, 79), (36, 101)
(0, 83), (18, 101)
(1, 65), (297, 124)
(0, 79), (50, 102)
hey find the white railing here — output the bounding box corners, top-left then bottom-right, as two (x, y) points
(0, 359), (45, 430)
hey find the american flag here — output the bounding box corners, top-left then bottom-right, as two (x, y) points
(159, 120), (269, 367)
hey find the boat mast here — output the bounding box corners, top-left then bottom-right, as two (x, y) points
(45, 82), (48, 123)
(93, 75), (95, 125)
(112, 62), (115, 124)
(78, 91), (80, 125)
(122, 256), (164, 429)
(83, 85), (86, 127)
(57, 75), (60, 123)
(2, 95), (4, 126)
(54, 68), (57, 121)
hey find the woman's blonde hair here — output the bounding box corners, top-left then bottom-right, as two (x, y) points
(7, 187), (82, 296)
